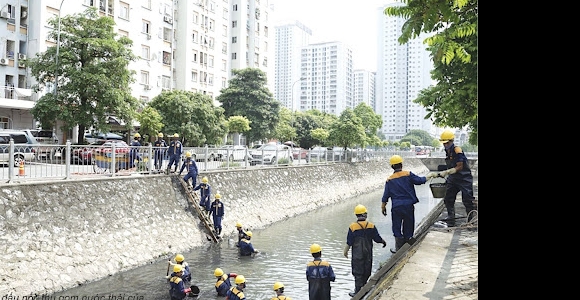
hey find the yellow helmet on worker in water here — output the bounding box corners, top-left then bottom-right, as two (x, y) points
(389, 155), (403, 165)
(215, 193), (221, 199)
(235, 221), (242, 228)
(175, 254), (184, 262)
(354, 204), (367, 215)
(310, 243), (322, 254)
(439, 130), (455, 143)
(214, 268), (224, 277)
(245, 231), (252, 238)
(202, 177), (208, 183)
(185, 151), (192, 158)
(173, 264), (183, 273)
(235, 275), (246, 285)
(273, 282), (284, 291)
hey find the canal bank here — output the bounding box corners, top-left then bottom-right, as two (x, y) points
(1, 159), (429, 296)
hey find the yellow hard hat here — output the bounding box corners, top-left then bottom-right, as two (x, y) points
(185, 151), (192, 158)
(354, 204), (367, 215)
(235, 275), (246, 285)
(134, 133), (141, 138)
(173, 133), (179, 138)
(310, 243), (322, 254)
(439, 130), (455, 143)
(245, 231), (252, 238)
(175, 254), (184, 262)
(158, 133), (164, 137)
(173, 264), (183, 273)
(273, 282), (284, 291)
(202, 176), (208, 183)
(389, 155), (403, 165)
(215, 193), (221, 199)
(235, 221), (242, 228)
(214, 268), (224, 277)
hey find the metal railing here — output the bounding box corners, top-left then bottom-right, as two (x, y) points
(0, 141), (474, 184)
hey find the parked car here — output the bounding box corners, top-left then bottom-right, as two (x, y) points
(217, 145), (249, 161)
(70, 140), (109, 164)
(25, 129), (60, 160)
(183, 146), (218, 162)
(85, 132), (124, 143)
(0, 130), (37, 167)
(92, 140), (131, 172)
(249, 144), (292, 165)
(283, 141), (309, 162)
(309, 146), (330, 160)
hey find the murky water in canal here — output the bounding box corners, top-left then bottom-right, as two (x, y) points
(50, 184), (440, 300)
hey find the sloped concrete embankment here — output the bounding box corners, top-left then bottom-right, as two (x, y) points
(0, 159), (428, 296)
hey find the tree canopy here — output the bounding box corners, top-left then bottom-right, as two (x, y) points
(28, 7), (138, 144)
(148, 90), (227, 146)
(385, 0), (478, 145)
(216, 68), (279, 144)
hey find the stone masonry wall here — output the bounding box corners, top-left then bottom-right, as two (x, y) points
(0, 159), (428, 296)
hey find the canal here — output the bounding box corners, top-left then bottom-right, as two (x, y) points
(50, 184), (440, 300)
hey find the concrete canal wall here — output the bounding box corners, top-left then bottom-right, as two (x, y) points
(0, 159), (429, 296)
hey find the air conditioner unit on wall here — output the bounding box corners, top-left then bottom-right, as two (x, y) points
(18, 62), (25, 68)
(18, 53), (26, 59)
(0, 58), (8, 65)
(0, 11), (9, 19)
(163, 15), (172, 24)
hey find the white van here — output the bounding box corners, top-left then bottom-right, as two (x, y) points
(0, 130), (38, 166)
(22, 129), (59, 160)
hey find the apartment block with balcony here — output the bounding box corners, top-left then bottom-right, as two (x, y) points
(299, 41), (353, 116)
(353, 69), (376, 112)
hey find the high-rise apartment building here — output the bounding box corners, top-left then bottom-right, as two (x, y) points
(353, 69), (376, 111)
(229, 0), (275, 93)
(375, 2), (435, 141)
(273, 21), (311, 110)
(0, 0), (274, 140)
(299, 41), (353, 116)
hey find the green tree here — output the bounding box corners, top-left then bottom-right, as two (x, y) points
(328, 109), (366, 149)
(274, 107), (295, 143)
(310, 128), (329, 147)
(401, 129), (437, 146)
(226, 116), (251, 145)
(297, 110), (337, 149)
(137, 107), (164, 144)
(148, 90), (227, 146)
(28, 7), (138, 144)
(385, 0), (478, 145)
(217, 68), (279, 143)
(353, 103), (383, 148)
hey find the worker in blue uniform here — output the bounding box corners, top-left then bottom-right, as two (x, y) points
(381, 155), (437, 253)
(438, 130), (477, 226)
(238, 231), (259, 256)
(153, 133), (167, 171)
(209, 193), (224, 236)
(168, 264), (192, 300)
(193, 176), (212, 213)
(166, 133), (182, 173)
(179, 151), (198, 188)
(129, 133), (141, 168)
(226, 275), (247, 300)
(343, 204), (387, 297)
(213, 267), (237, 296)
(306, 243), (335, 300)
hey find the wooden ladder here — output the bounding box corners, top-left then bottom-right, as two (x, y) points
(178, 177), (219, 243)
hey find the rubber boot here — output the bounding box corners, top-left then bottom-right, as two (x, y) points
(446, 206), (456, 227)
(390, 237), (406, 253)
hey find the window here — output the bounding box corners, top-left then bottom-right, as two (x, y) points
(208, 55), (214, 67)
(209, 37), (214, 49)
(263, 57), (268, 67)
(118, 29), (129, 37)
(192, 50), (198, 63)
(192, 71), (198, 82)
(119, 2), (129, 19)
(162, 51), (171, 65)
(222, 25), (227, 36)
(222, 43), (227, 54)
(208, 74), (214, 85)
(141, 45), (150, 60)
(223, 8), (228, 19)
(232, 36), (237, 43)
(163, 27), (172, 41)
(140, 71), (149, 85)
(142, 20), (151, 34)
(264, 26), (268, 37)
(231, 53), (236, 59)
(162, 75), (171, 90)
(83, 0), (95, 6)
(142, 0), (151, 9)
(233, 4), (237, 11)
(232, 21), (237, 28)
(222, 78), (227, 88)
(221, 60), (226, 71)
(209, 19), (214, 31)
(193, 12), (199, 24)
(140, 96), (149, 102)
(192, 30), (198, 43)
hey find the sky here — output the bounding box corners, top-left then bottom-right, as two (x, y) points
(270, 0), (396, 71)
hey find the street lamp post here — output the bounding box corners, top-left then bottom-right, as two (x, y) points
(290, 77), (306, 148)
(54, 0), (65, 98)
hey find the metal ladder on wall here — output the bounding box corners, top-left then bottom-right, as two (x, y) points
(178, 177), (219, 243)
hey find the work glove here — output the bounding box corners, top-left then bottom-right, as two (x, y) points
(184, 288), (191, 294)
(425, 172), (438, 179)
(382, 240), (387, 248)
(343, 245), (350, 258)
(381, 202), (387, 216)
(165, 275), (171, 279)
(439, 168), (457, 177)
